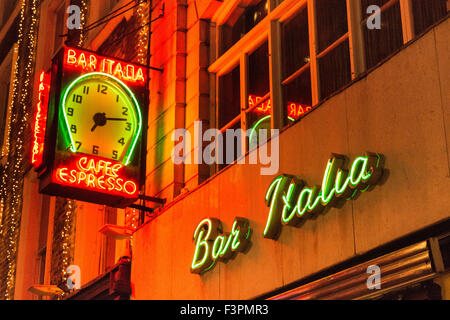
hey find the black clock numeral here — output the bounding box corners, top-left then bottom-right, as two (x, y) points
(112, 150), (118, 160)
(83, 86), (90, 95)
(93, 145), (99, 155)
(75, 141), (82, 151)
(97, 84), (108, 94)
(116, 95), (120, 103)
(72, 94), (83, 104)
(122, 107), (128, 116)
(67, 107), (74, 116)
(118, 138), (125, 146)
(70, 125), (77, 133)
(125, 122), (131, 131)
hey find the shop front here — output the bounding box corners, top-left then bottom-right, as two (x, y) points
(130, 10), (450, 299)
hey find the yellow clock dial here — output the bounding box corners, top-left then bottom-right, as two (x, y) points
(61, 73), (141, 163)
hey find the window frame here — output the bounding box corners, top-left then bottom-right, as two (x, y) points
(209, 0), (435, 173)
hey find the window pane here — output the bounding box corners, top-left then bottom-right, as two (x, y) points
(282, 6), (309, 79)
(363, 1), (403, 69)
(248, 42), (270, 98)
(283, 67), (312, 125)
(318, 39), (351, 100)
(219, 65), (241, 129)
(316, 0), (348, 53)
(412, 0), (448, 35)
(220, 0), (268, 55)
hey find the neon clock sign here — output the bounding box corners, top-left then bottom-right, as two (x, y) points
(60, 72), (142, 165)
(35, 47), (147, 208)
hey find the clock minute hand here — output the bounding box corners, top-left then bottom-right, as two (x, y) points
(105, 117), (127, 121)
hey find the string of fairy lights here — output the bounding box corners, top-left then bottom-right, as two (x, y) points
(0, 0), (150, 298)
(0, 0), (39, 299)
(136, 0), (149, 65)
(59, 0), (89, 296)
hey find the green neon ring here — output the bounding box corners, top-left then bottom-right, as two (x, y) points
(249, 115), (271, 149)
(60, 72), (143, 165)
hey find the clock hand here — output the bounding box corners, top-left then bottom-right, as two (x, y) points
(105, 117), (127, 121)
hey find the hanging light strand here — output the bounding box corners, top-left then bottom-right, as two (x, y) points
(0, 0), (39, 300)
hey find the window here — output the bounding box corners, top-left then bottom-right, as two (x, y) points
(281, 5), (312, 125)
(218, 65), (241, 129)
(211, 0), (448, 173)
(220, 0), (269, 55)
(247, 42), (271, 147)
(411, 0), (449, 35)
(316, 0), (352, 100)
(0, 0), (18, 28)
(218, 65), (242, 167)
(53, 3), (66, 54)
(361, 0), (404, 70)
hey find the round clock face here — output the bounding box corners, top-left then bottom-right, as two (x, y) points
(61, 72), (142, 165)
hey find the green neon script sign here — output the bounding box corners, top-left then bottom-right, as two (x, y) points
(263, 153), (384, 239)
(191, 217), (251, 274)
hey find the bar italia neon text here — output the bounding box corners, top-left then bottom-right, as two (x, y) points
(263, 153), (384, 239)
(191, 217), (251, 274)
(64, 48), (146, 84)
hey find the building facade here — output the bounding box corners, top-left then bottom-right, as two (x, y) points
(0, 0), (449, 300)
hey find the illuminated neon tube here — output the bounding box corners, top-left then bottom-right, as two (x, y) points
(263, 153), (383, 239)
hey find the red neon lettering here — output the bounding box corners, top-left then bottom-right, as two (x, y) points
(248, 95), (271, 115)
(64, 48), (146, 84)
(97, 176), (106, 190)
(135, 68), (145, 82)
(78, 171), (87, 184)
(32, 71), (50, 167)
(287, 101), (313, 120)
(55, 156), (138, 197)
(87, 173), (96, 188)
(69, 170), (77, 183)
(58, 168), (69, 182)
(78, 53), (87, 69)
(77, 157), (89, 171)
(89, 54), (97, 70)
(123, 181), (137, 195)
(113, 63), (124, 79)
(67, 49), (77, 65)
(106, 177), (115, 191)
(125, 65), (135, 81)
(247, 94), (312, 121)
